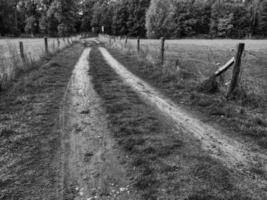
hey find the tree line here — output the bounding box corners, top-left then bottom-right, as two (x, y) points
(147, 0), (267, 38)
(1, 0), (267, 38)
(80, 0), (150, 37)
(0, 0), (79, 37)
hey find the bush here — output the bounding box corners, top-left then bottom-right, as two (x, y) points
(210, 2), (250, 38)
(146, 0), (212, 38)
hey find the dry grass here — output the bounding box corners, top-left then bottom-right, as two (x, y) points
(99, 35), (267, 105)
(0, 43), (84, 199)
(0, 36), (80, 90)
(89, 47), (263, 200)
(99, 35), (267, 149)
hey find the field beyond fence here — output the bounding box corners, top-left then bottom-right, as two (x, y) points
(0, 36), (80, 89)
(99, 35), (267, 110)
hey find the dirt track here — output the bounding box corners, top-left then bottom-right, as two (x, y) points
(99, 47), (267, 174)
(89, 45), (267, 199)
(60, 48), (137, 200)
(0, 43), (84, 199)
(1, 40), (267, 200)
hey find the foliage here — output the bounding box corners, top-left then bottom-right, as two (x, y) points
(146, 0), (265, 38)
(86, 0), (150, 36)
(80, 0), (97, 32)
(112, 0), (129, 35)
(127, 0), (150, 37)
(0, 0), (21, 36)
(259, 0), (267, 36)
(1, 0), (80, 37)
(1, 0), (267, 38)
(210, 1), (250, 38)
(145, 0), (172, 38)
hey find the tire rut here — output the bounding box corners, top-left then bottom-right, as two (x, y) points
(59, 48), (136, 200)
(98, 47), (267, 189)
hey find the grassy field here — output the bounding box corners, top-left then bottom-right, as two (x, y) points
(0, 38), (266, 200)
(100, 36), (267, 104)
(100, 36), (267, 150)
(0, 43), (84, 199)
(0, 37), (79, 89)
(90, 47), (265, 200)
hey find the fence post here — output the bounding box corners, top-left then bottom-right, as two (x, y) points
(109, 36), (112, 46)
(19, 41), (25, 63)
(57, 38), (60, 48)
(137, 37), (140, 53)
(227, 43), (245, 98)
(52, 40), (55, 52)
(160, 37), (165, 65)
(125, 36), (128, 48)
(44, 37), (48, 54)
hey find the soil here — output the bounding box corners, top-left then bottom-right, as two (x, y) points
(60, 48), (138, 200)
(89, 46), (267, 200)
(1, 39), (267, 200)
(0, 43), (84, 199)
(99, 47), (267, 174)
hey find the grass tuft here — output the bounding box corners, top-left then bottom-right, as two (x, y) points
(0, 128), (16, 138)
(104, 43), (267, 149)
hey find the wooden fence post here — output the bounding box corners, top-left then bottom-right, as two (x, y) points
(137, 37), (140, 53)
(57, 38), (60, 48)
(125, 36), (128, 48)
(52, 40), (55, 52)
(109, 36), (112, 46)
(160, 37), (165, 65)
(19, 41), (25, 62)
(227, 43), (245, 98)
(44, 37), (48, 54)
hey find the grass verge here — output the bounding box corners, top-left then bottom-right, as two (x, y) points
(89, 47), (258, 200)
(106, 47), (267, 149)
(0, 43), (84, 199)
(0, 40), (77, 92)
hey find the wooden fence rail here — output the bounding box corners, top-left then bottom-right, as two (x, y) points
(110, 35), (244, 96)
(215, 57), (235, 77)
(199, 43), (245, 95)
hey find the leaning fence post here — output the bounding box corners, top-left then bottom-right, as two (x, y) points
(44, 37), (48, 54)
(137, 37), (140, 53)
(227, 43), (245, 98)
(19, 41), (25, 63)
(160, 37), (165, 65)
